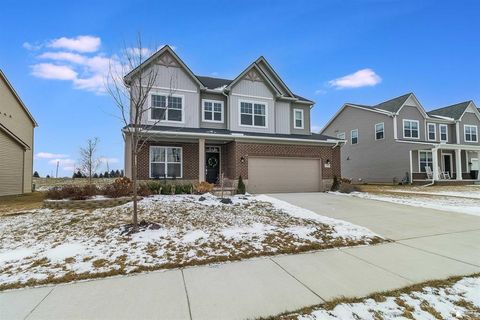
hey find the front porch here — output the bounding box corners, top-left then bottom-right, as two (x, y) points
(409, 145), (480, 184)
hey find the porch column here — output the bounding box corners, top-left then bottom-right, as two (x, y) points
(477, 151), (480, 181)
(199, 139), (205, 182)
(432, 148), (439, 180)
(455, 149), (462, 180)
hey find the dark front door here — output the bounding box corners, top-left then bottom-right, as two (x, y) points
(206, 152), (220, 184)
(443, 154), (452, 175)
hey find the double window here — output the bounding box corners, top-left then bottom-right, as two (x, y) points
(427, 123), (436, 141)
(464, 125), (478, 142)
(202, 100), (224, 123)
(351, 129), (358, 144)
(150, 146), (182, 178)
(150, 94), (183, 122)
(293, 109), (304, 129)
(240, 101), (267, 127)
(375, 123), (384, 140)
(439, 124), (448, 142)
(403, 120), (419, 139)
(419, 151), (433, 173)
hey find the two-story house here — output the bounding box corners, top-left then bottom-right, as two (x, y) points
(0, 69), (37, 196)
(321, 93), (480, 184)
(122, 46), (341, 193)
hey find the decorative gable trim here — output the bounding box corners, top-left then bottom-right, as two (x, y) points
(396, 93), (429, 118)
(124, 45), (205, 89)
(459, 101), (480, 121)
(226, 62), (282, 96)
(255, 57), (296, 98)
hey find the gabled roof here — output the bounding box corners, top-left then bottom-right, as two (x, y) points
(427, 101), (472, 120)
(196, 76), (232, 90)
(255, 56), (296, 98)
(123, 45), (205, 89)
(225, 61), (283, 96)
(374, 93), (413, 113)
(0, 69), (37, 127)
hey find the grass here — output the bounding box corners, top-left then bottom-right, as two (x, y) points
(267, 273), (480, 320)
(0, 192), (46, 216)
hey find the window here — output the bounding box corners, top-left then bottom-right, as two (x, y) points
(403, 120), (419, 139)
(240, 101), (267, 127)
(337, 132), (346, 140)
(351, 129), (358, 144)
(150, 147), (182, 178)
(439, 124), (448, 142)
(293, 109), (304, 129)
(375, 122), (384, 140)
(202, 100), (224, 123)
(150, 94), (183, 122)
(464, 125), (478, 142)
(419, 151), (433, 173)
(427, 123), (436, 141)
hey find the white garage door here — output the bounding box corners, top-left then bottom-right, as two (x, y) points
(248, 157), (321, 193)
(0, 131), (24, 196)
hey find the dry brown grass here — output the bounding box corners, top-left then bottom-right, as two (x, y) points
(0, 192), (46, 216)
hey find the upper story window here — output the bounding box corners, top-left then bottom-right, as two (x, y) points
(403, 119), (419, 139)
(337, 132), (346, 140)
(375, 122), (384, 140)
(240, 101), (267, 127)
(427, 123), (436, 141)
(293, 109), (304, 129)
(439, 124), (448, 142)
(150, 146), (182, 178)
(464, 125), (478, 142)
(202, 100), (224, 123)
(150, 94), (183, 122)
(351, 129), (358, 144)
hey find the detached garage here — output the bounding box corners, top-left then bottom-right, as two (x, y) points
(0, 69), (37, 196)
(248, 157), (322, 193)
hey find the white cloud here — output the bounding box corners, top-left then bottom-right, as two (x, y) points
(126, 47), (152, 57)
(48, 35), (101, 53)
(311, 125), (322, 133)
(38, 51), (87, 64)
(329, 68), (381, 89)
(31, 63), (78, 80)
(99, 157), (119, 164)
(314, 89), (327, 95)
(35, 152), (69, 159)
(48, 158), (76, 172)
(23, 42), (42, 51)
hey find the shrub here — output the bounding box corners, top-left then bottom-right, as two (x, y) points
(137, 184), (152, 197)
(160, 184), (172, 195)
(103, 177), (133, 198)
(146, 181), (162, 194)
(194, 181), (214, 194)
(331, 175), (340, 191)
(236, 176), (246, 194)
(339, 181), (357, 194)
(46, 184), (98, 200)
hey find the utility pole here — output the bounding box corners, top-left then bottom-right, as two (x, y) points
(56, 161), (59, 178)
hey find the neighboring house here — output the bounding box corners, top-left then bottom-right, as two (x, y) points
(0, 70), (37, 196)
(321, 93), (480, 184)
(123, 46), (341, 193)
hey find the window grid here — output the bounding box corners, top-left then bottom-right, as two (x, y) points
(150, 94), (183, 122)
(240, 101), (266, 127)
(403, 120), (419, 138)
(375, 123), (384, 140)
(419, 151), (433, 173)
(294, 109), (304, 129)
(150, 147), (182, 178)
(427, 123), (436, 141)
(465, 125), (478, 142)
(351, 129), (358, 145)
(440, 124), (448, 142)
(203, 101), (223, 122)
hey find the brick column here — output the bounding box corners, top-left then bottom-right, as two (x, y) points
(199, 138), (205, 182)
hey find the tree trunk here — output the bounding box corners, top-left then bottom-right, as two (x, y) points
(131, 134), (138, 231)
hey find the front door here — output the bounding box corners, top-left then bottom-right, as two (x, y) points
(443, 154), (452, 176)
(206, 152), (220, 184)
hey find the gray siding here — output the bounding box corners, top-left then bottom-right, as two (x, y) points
(397, 105), (426, 141)
(199, 93), (227, 129)
(290, 104), (311, 134)
(275, 101), (290, 134)
(229, 78), (275, 133)
(256, 60), (288, 95)
(459, 112), (480, 145)
(0, 131), (24, 196)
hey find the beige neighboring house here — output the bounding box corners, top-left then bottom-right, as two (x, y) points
(0, 69), (37, 196)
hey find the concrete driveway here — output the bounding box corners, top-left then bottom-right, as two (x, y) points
(2, 192), (480, 320)
(269, 192), (480, 240)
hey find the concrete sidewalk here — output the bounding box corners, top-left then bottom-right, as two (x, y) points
(2, 193), (480, 320)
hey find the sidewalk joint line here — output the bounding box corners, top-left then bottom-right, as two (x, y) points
(23, 286), (55, 320)
(181, 269), (193, 320)
(269, 258), (326, 302)
(341, 250), (415, 283)
(396, 228), (480, 242)
(396, 242), (480, 268)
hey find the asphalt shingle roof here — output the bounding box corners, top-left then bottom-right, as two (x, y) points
(427, 101), (472, 120)
(373, 93), (412, 113)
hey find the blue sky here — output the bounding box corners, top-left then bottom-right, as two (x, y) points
(1, 0), (479, 176)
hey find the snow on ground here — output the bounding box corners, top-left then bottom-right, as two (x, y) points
(281, 276), (480, 320)
(387, 188), (480, 199)
(0, 193), (382, 290)
(331, 191), (480, 216)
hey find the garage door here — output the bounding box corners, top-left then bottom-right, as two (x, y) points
(0, 131), (24, 196)
(248, 157), (321, 193)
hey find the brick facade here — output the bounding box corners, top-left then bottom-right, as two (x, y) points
(137, 139), (341, 184)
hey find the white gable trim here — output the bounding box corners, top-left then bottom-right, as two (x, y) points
(396, 93), (429, 118)
(459, 101), (480, 121)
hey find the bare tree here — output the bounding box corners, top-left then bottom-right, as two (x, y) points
(79, 137), (100, 184)
(106, 35), (178, 231)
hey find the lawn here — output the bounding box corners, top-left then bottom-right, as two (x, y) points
(334, 184), (480, 216)
(275, 274), (480, 320)
(0, 193), (382, 290)
(0, 192), (46, 216)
